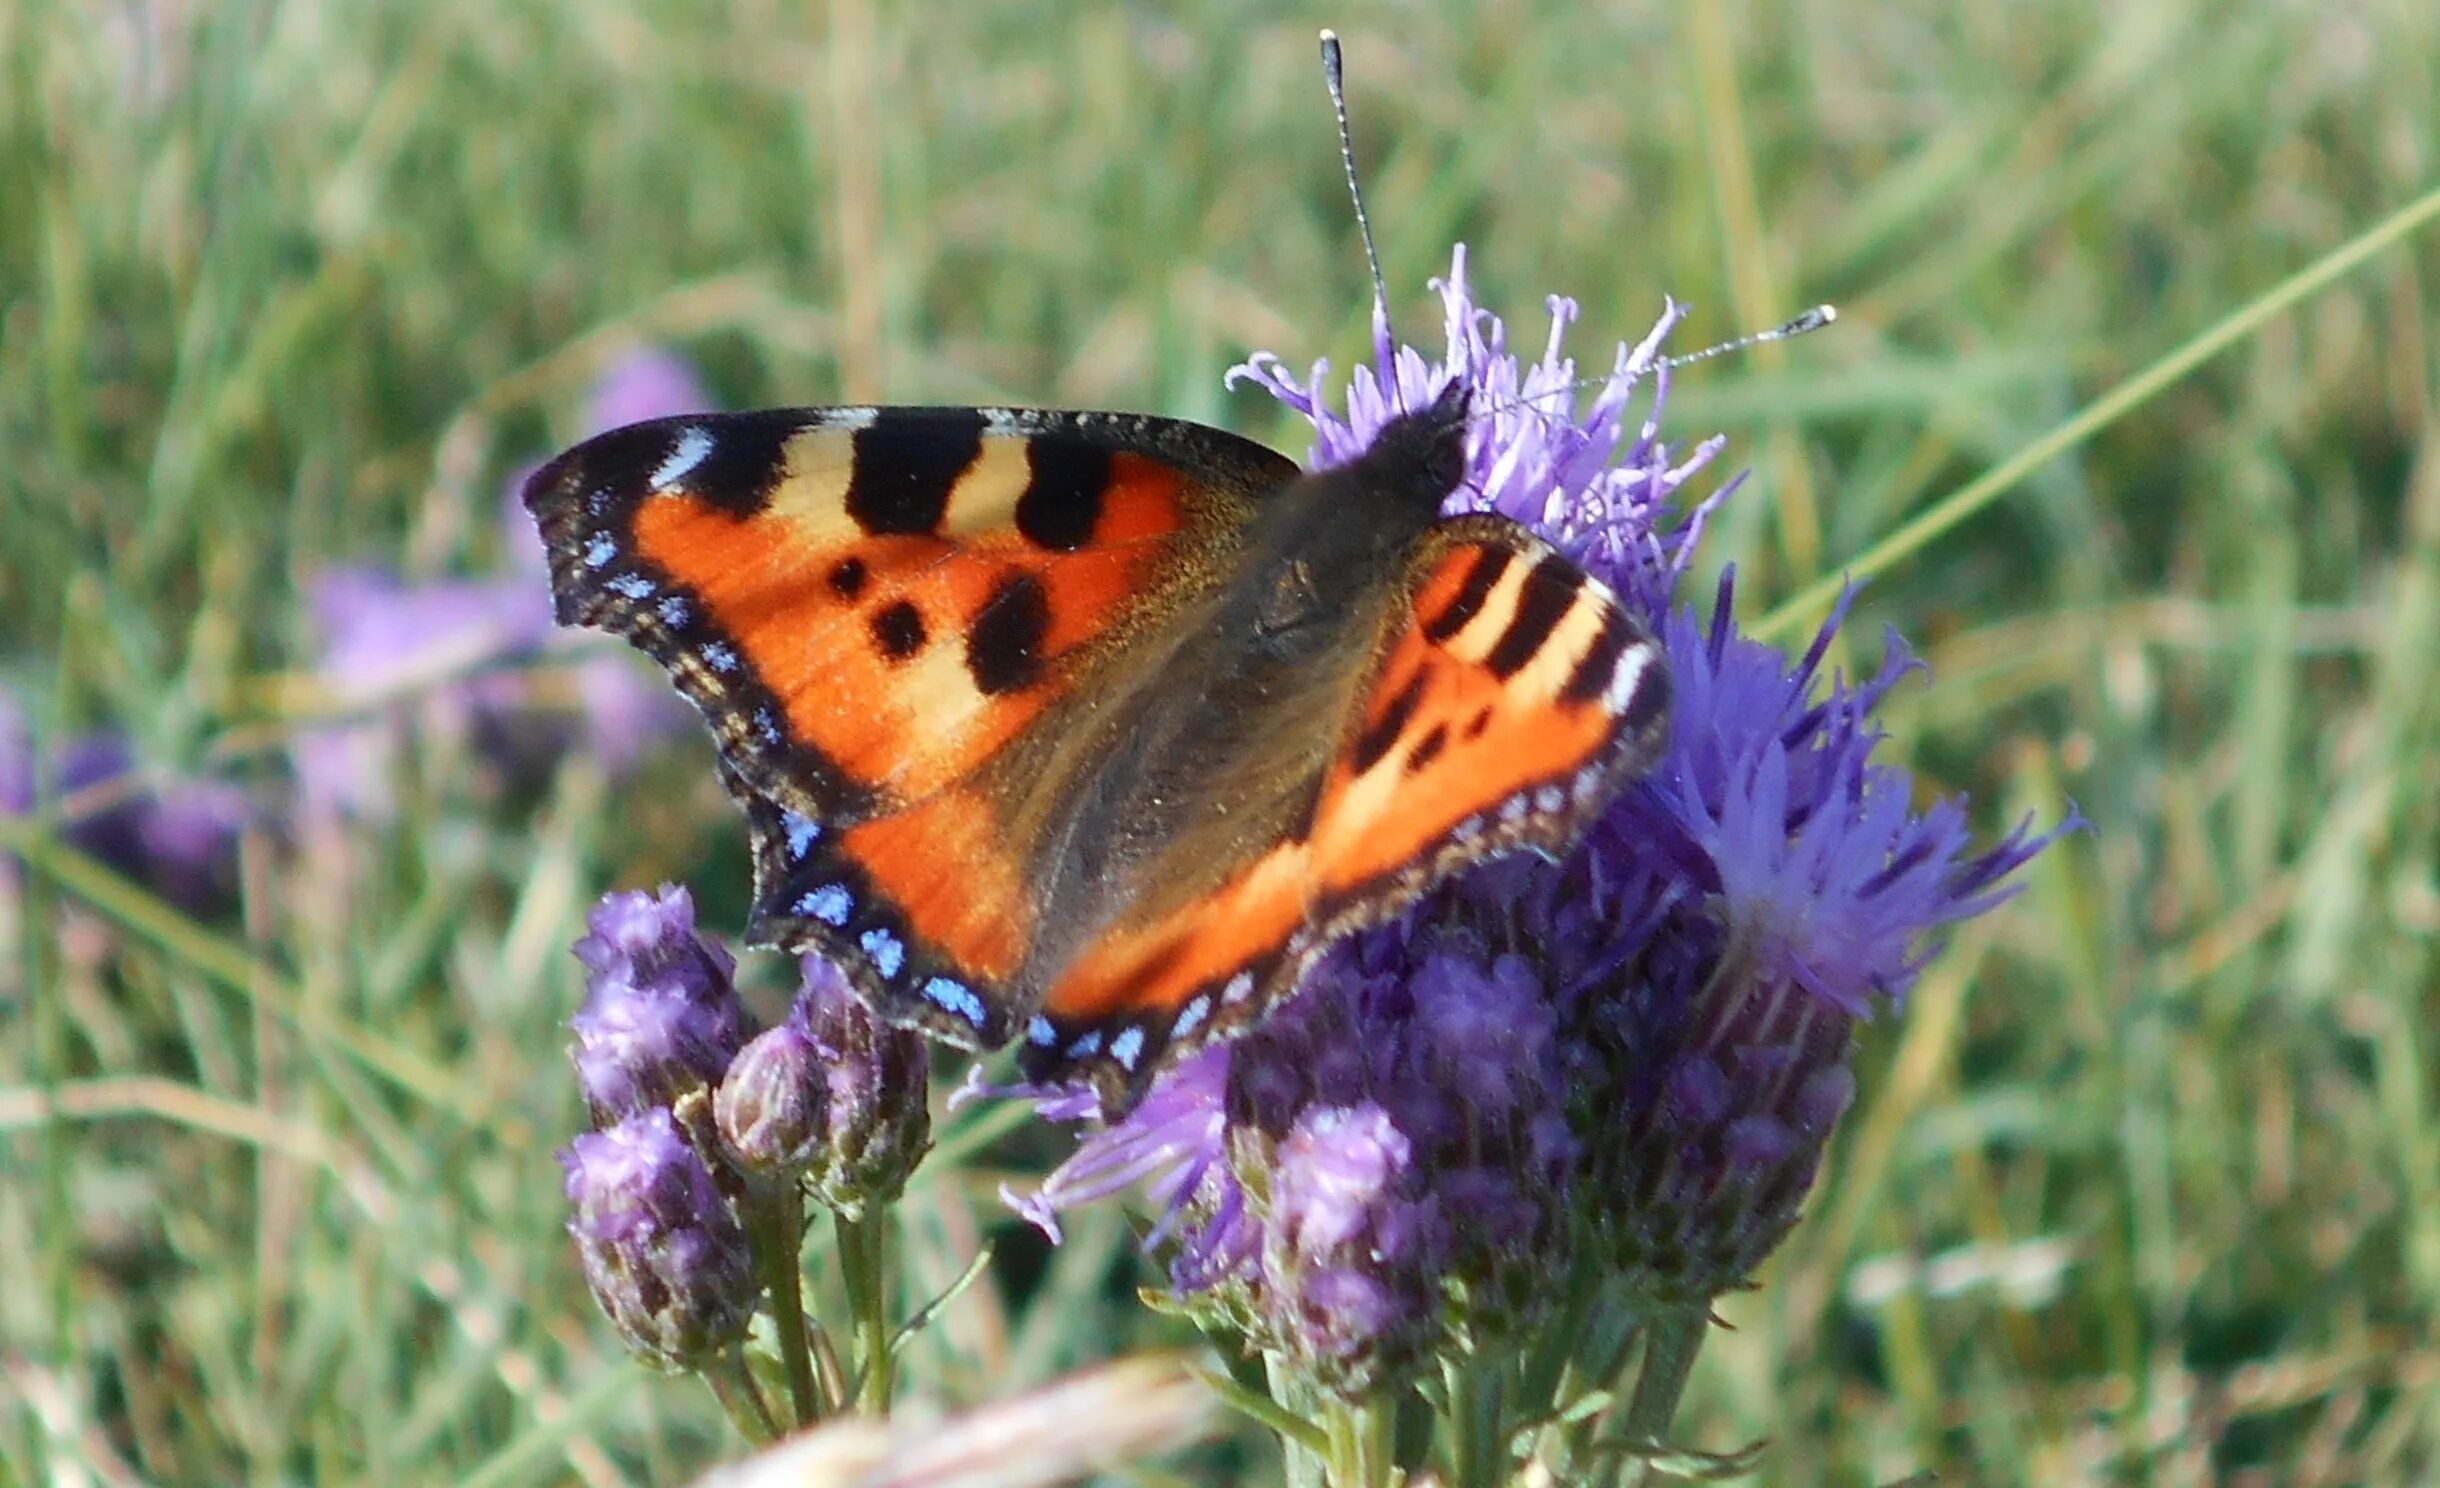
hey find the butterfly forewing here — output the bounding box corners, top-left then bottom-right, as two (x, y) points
(525, 406), (1298, 1044)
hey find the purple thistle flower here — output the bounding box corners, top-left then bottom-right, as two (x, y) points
(715, 955), (932, 1218)
(1014, 245), (2073, 1394)
(561, 1108), (756, 1372)
(1229, 243), (1727, 613)
(569, 885), (747, 1121)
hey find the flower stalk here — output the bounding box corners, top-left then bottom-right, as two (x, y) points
(740, 1185), (821, 1424)
(835, 1208), (896, 1415)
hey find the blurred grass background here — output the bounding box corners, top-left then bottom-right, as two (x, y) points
(4, 0), (2438, 1483)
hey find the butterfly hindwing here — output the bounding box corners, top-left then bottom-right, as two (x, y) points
(738, 787), (1019, 1045)
(1304, 514), (1668, 893)
(527, 406), (1301, 1041)
(1018, 513), (1669, 1103)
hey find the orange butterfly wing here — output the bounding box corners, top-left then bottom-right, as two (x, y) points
(526, 407), (1298, 1042)
(1019, 515), (1668, 1102)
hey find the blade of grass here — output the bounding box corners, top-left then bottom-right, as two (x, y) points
(1757, 178), (2440, 643)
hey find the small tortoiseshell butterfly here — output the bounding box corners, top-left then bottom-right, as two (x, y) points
(524, 40), (1668, 1111)
(524, 387), (1667, 1109)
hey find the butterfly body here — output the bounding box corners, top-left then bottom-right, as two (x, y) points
(527, 385), (1667, 1108)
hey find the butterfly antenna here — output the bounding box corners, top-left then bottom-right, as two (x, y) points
(1659, 304), (1839, 370)
(1475, 305), (1842, 426)
(1320, 31), (1396, 363)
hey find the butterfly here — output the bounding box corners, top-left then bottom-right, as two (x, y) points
(523, 380), (1669, 1110)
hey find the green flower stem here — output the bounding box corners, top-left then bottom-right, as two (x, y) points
(1446, 1357), (1507, 1488)
(1266, 1355), (1328, 1488)
(1622, 1313), (1706, 1473)
(704, 1344), (781, 1445)
(743, 1186), (821, 1426)
(1320, 1395), (1395, 1488)
(834, 1209), (894, 1414)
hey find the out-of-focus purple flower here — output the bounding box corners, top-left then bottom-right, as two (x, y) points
(561, 1108), (756, 1372)
(567, 652), (693, 776)
(715, 956), (932, 1217)
(309, 567), (553, 708)
(294, 347), (710, 820)
(1013, 246), (2072, 1397)
(586, 348), (714, 435)
(293, 565), (558, 820)
(1, 695), (29, 821)
(570, 885), (747, 1121)
(3, 693), (250, 916)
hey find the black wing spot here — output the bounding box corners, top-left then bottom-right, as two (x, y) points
(1465, 705), (1494, 740)
(1016, 441), (1109, 550)
(828, 556), (870, 600)
(871, 600), (927, 661)
(845, 411), (984, 535)
(1406, 722), (1450, 774)
(968, 571), (1052, 695)
(1561, 612), (1631, 705)
(684, 412), (804, 516)
(1621, 654), (1670, 732)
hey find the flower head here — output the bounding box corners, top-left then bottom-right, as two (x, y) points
(1015, 245), (2071, 1395)
(1229, 243), (1725, 612)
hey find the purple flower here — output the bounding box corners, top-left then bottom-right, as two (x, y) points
(309, 567), (553, 708)
(569, 886), (747, 1121)
(715, 956), (932, 1217)
(2, 693), (249, 916)
(994, 1047), (1233, 1258)
(1229, 243), (1726, 613)
(1258, 1104), (1443, 1387)
(585, 348), (713, 435)
(561, 1108), (755, 1371)
(293, 348), (708, 819)
(1013, 246), (2073, 1395)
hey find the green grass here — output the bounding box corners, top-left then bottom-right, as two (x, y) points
(7, 0), (2439, 1482)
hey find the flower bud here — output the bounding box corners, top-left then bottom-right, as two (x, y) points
(1594, 944), (1862, 1308)
(714, 1013), (823, 1180)
(714, 956), (930, 1217)
(561, 1109), (754, 1371)
(1252, 1102), (1444, 1396)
